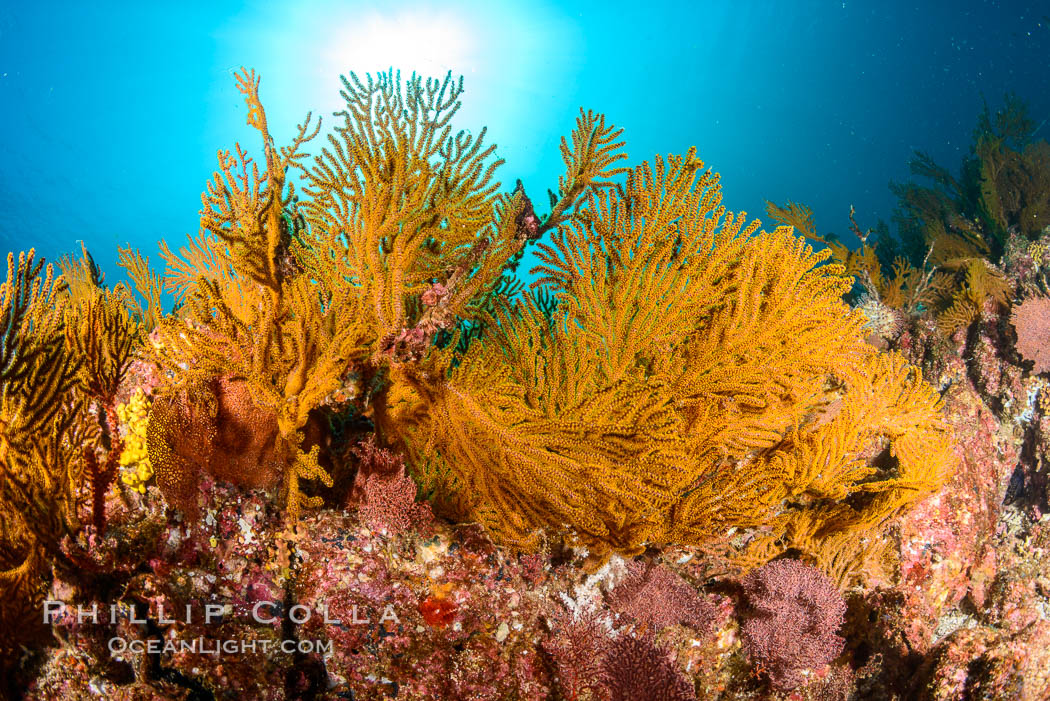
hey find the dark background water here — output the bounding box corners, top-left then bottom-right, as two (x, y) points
(1, 0), (1048, 291)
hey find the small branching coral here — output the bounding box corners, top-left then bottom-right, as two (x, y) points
(603, 633), (696, 701)
(350, 436), (433, 536)
(606, 561), (716, 633)
(542, 606), (611, 701)
(58, 246), (146, 530)
(882, 95), (1047, 271)
(738, 558), (847, 691)
(969, 94), (1050, 244)
(1011, 295), (1050, 374)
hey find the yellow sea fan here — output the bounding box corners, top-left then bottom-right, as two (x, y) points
(387, 149), (956, 571)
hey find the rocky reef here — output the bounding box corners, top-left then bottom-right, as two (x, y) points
(2, 73), (1050, 700)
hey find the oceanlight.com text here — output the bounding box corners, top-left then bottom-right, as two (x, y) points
(108, 637), (333, 656)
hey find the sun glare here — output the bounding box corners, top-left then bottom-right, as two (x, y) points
(323, 9), (476, 80)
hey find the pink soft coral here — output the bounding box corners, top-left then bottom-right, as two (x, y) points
(350, 437), (432, 535)
(541, 607), (610, 701)
(739, 559), (847, 690)
(603, 634), (695, 701)
(606, 560), (716, 633)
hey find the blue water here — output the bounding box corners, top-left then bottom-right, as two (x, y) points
(1, 0), (1048, 291)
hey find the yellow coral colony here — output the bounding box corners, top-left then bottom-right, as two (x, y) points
(148, 69), (355, 520)
(148, 69), (519, 520)
(386, 148), (956, 569)
(1, 242), (156, 638)
(140, 66), (954, 578)
(0, 251), (89, 637)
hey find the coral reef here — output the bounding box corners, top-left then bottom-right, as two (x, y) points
(4, 73), (1050, 701)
